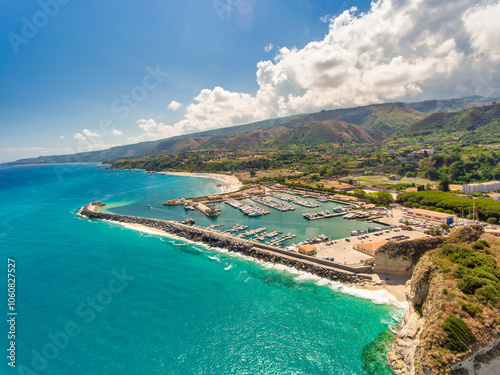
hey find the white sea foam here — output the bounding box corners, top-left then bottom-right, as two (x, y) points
(224, 265), (233, 271)
(109, 220), (407, 309)
(208, 255), (221, 263)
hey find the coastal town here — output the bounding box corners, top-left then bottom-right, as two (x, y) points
(5, 1), (500, 374)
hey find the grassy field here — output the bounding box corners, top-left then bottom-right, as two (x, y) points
(356, 175), (438, 186)
(237, 169), (299, 183)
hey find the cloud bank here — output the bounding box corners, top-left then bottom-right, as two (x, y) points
(131, 0), (500, 143)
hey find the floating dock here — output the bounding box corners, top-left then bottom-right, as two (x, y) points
(303, 212), (346, 220)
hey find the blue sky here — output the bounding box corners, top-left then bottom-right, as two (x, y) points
(1, 0), (499, 163)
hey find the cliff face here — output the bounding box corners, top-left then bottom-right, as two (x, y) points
(389, 254), (441, 374)
(389, 226), (500, 374)
(374, 237), (445, 276)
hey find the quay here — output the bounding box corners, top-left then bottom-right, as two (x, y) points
(304, 212), (346, 220)
(80, 202), (372, 282)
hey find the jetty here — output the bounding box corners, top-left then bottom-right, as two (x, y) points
(80, 202), (372, 282)
(303, 211), (346, 220)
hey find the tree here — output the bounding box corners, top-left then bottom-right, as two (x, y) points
(438, 178), (450, 192)
(353, 189), (366, 199)
(249, 169), (256, 177)
(368, 191), (394, 206)
(487, 217), (498, 225)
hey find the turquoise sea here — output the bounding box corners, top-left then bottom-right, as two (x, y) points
(0, 164), (403, 374)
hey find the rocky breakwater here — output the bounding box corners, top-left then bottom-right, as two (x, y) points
(80, 202), (367, 284)
(80, 202), (249, 253)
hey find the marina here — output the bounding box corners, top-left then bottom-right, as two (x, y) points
(157, 188), (389, 249)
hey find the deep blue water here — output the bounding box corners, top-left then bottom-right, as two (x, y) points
(0, 164), (402, 374)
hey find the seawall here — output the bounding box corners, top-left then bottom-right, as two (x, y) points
(80, 202), (370, 284)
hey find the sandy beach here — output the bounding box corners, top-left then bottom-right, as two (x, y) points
(159, 171), (243, 194)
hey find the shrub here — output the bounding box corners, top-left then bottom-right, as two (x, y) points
(461, 303), (483, 317)
(487, 217), (498, 224)
(443, 315), (476, 353)
(412, 203), (421, 208)
(476, 285), (500, 302)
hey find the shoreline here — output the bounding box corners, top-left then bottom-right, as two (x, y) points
(107, 219), (407, 307)
(158, 171), (243, 194)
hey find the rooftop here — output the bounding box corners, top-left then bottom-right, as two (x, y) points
(298, 244), (316, 251)
(465, 181), (500, 187)
(357, 240), (387, 252)
(407, 208), (456, 219)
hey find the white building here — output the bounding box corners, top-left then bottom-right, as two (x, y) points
(462, 181), (500, 194)
(405, 209), (456, 225)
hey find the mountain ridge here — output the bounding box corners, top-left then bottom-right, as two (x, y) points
(3, 96), (498, 166)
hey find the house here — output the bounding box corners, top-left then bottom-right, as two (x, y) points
(405, 208), (456, 225)
(354, 240), (387, 256)
(298, 245), (316, 256)
(408, 148), (435, 159)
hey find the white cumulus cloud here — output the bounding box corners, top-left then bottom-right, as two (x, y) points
(129, 0), (500, 143)
(264, 43), (274, 52)
(82, 129), (100, 138)
(112, 129), (123, 136)
(73, 133), (86, 141)
(167, 100), (182, 111)
(463, 1), (500, 61)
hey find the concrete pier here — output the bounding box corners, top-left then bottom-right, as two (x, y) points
(80, 202), (372, 282)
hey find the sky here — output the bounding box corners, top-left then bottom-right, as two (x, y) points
(1, 0), (500, 163)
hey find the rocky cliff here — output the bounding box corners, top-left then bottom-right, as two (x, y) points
(389, 225), (500, 374)
(374, 237), (445, 276)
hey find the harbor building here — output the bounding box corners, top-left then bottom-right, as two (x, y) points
(298, 244), (316, 256)
(462, 181), (500, 194)
(354, 240), (387, 256)
(405, 209), (456, 225)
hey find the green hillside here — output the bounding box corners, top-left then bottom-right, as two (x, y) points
(3, 96), (499, 166)
(266, 120), (379, 148)
(396, 103), (500, 142)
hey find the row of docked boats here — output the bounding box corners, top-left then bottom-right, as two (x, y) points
(303, 210), (331, 219)
(296, 234), (329, 246)
(342, 208), (382, 220)
(333, 205), (354, 213)
(350, 230), (367, 236)
(250, 196), (295, 211)
(224, 223), (248, 233)
(224, 199), (270, 216)
(240, 227), (266, 238)
(270, 193), (321, 208)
